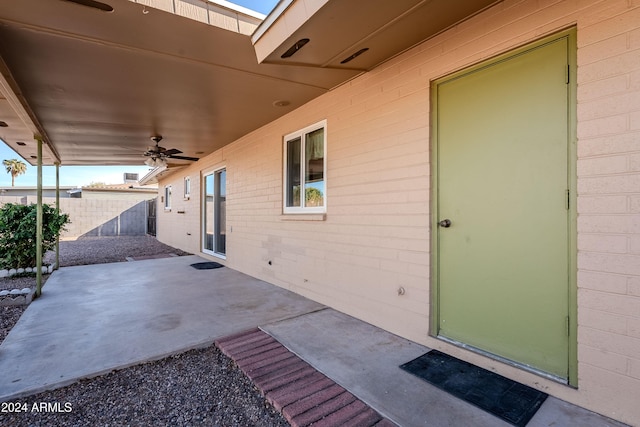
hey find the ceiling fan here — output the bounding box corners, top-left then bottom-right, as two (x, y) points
(143, 136), (199, 167)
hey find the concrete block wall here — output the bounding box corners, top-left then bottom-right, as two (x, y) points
(157, 0), (640, 424)
(0, 196), (153, 239)
(57, 198), (150, 238)
(0, 196), (25, 205)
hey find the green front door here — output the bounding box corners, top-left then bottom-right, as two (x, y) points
(434, 33), (574, 379)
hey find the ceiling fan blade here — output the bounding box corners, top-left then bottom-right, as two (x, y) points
(168, 155), (199, 161)
(163, 148), (182, 156)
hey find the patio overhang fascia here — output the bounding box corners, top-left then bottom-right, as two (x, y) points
(0, 0), (273, 167)
(139, 165), (185, 186)
(127, 0), (266, 36)
(1, 0), (499, 169)
(252, 0), (500, 71)
(0, 56), (59, 165)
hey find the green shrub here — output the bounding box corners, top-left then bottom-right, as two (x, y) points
(305, 187), (324, 207)
(0, 203), (70, 269)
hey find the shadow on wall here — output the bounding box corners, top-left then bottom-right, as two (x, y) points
(81, 201), (150, 238)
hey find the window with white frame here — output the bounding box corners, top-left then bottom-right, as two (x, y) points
(283, 120), (326, 213)
(184, 176), (191, 199)
(164, 185), (171, 210)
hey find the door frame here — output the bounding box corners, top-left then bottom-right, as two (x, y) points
(202, 166), (227, 259)
(429, 28), (578, 386)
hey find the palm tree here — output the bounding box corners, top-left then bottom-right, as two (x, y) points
(2, 159), (27, 187)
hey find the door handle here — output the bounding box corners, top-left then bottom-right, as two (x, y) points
(438, 219), (452, 228)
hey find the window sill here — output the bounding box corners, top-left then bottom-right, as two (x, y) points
(280, 214), (326, 221)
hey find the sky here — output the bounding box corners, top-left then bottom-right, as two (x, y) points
(0, 142), (153, 187)
(0, 0), (280, 188)
(225, 0), (279, 15)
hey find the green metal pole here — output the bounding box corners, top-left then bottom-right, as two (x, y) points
(36, 136), (43, 297)
(55, 162), (60, 270)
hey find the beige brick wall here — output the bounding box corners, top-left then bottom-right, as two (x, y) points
(157, 0), (640, 423)
(156, 175), (203, 255)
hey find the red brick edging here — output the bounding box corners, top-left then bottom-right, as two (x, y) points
(215, 328), (395, 427)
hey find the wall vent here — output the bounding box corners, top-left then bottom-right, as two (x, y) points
(60, 0), (114, 13)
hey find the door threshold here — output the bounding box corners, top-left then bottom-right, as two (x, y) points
(436, 335), (569, 386)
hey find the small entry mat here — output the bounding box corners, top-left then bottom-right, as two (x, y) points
(400, 350), (548, 427)
(190, 262), (224, 270)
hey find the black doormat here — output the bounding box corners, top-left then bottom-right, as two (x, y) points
(190, 262), (224, 270)
(400, 350), (548, 427)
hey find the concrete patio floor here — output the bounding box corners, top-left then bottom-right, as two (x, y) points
(0, 256), (628, 426)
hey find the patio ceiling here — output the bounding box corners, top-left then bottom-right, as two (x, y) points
(0, 0), (497, 167)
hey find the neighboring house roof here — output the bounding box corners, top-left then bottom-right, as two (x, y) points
(82, 183), (158, 193)
(0, 184), (156, 195)
(0, 185), (80, 196)
(0, 186), (77, 192)
(0, 186), (80, 198)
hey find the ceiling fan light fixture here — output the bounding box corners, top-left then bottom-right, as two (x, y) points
(144, 157), (167, 168)
(143, 136), (198, 164)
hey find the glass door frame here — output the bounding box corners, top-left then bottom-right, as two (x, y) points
(202, 167), (226, 259)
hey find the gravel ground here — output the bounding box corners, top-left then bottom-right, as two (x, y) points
(48, 235), (192, 267)
(1, 346), (289, 427)
(0, 236), (290, 427)
(0, 304), (28, 343)
(0, 276), (49, 343)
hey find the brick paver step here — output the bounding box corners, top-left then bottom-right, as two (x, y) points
(215, 328), (396, 427)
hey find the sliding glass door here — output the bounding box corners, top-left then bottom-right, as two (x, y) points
(203, 168), (226, 257)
